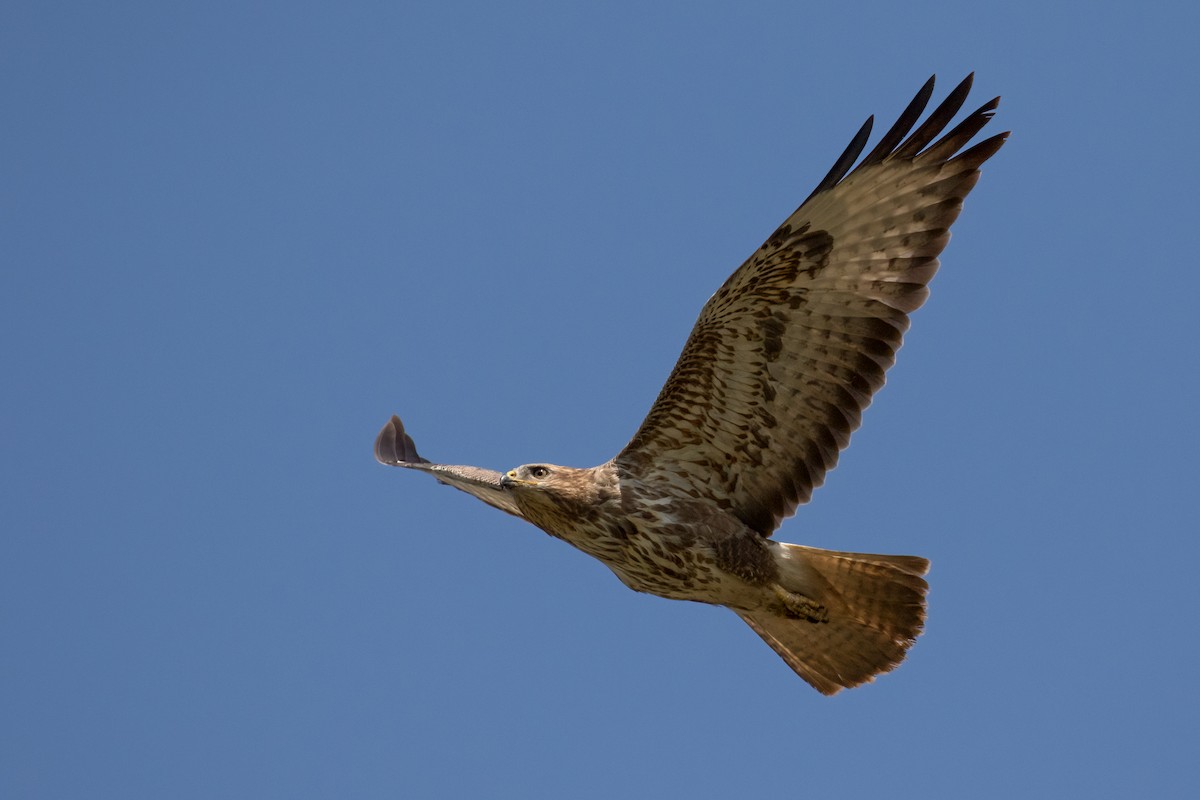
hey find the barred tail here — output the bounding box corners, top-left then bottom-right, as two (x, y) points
(738, 543), (930, 695)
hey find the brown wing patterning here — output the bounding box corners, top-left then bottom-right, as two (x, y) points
(617, 74), (1007, 536)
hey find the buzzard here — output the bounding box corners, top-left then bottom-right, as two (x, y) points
(376, 75), (1006, 694)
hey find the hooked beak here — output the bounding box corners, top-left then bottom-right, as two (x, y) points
(500, 469), (523, 489)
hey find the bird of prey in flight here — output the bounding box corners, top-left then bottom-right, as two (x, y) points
(376, 74), (1007, 694)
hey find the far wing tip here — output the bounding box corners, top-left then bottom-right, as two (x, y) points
(374, 414), (427, 466)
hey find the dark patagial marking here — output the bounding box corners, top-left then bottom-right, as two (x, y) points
(795, 229), (834, 277)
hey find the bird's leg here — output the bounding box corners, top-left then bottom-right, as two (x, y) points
(773, 585), (829, 623)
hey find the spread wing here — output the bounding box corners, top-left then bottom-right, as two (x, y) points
(374, 415), (526, 519)
(615, 74), (1007, 536)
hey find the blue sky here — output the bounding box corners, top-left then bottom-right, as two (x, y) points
(4, 2), (1197, 797)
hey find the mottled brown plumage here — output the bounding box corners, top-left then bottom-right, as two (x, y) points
(375, 75), (1007, 694)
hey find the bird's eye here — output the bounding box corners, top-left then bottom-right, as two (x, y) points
(529, 466), (549, 479)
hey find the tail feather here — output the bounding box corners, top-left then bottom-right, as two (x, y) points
(738, 544), (930, 695)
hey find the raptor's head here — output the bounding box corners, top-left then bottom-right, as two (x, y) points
(500, 462), (619, 533)
(500, 463), (568, 491)
(501, 463), (617, 508)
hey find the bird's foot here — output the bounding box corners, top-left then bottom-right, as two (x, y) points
(773, 585), (829, 623)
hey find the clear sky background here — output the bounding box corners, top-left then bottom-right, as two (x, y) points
(4, 2), (1198, 798)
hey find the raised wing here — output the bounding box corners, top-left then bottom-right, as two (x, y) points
(615, 74), (1007, 536)
(374, 415), (525, 519)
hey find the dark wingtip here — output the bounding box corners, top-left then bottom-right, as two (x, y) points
(803, 114), (874, 203)
(374, 414), (427, 466)
(849, 75), (937, 175)
(892, 73), (976, 159)
(804, 73), (1002, 203)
